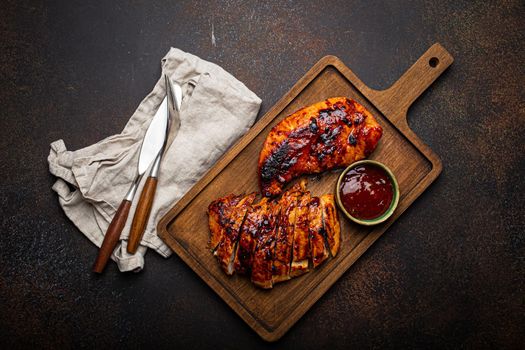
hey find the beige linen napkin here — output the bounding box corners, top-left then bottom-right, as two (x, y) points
(48, 48), (261, 272)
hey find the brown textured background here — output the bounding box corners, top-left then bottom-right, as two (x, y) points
(1, 0), (524, 348)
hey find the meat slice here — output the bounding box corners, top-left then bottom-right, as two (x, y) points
(251, 202), (281, 289)
(234, 198), (269, 275)
(214, 193), (256, 275)
(259, 97), (383, 197)
(320, 194), (341, 257)
(308, 197), (330, 268)
(207, 194), (242, 251)
(208, 182), (341, 288)
(272, 180), (306, 284)
(290, 191), (311, 277)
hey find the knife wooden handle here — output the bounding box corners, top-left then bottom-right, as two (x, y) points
(92, 199), (132, 273)
(127, 176), (158, 254)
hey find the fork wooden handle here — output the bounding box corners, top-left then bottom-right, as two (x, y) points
(127, 176), (158, 254)
(92, 199), (132, 273)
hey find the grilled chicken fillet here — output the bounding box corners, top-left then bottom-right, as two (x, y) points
(259, 97), (383, 197)
(290, 191), (311, 277)
(208, 194), (242, 251)
(251, 202), (280, 289)
(272, 180), (306, 284)
(208, 184), (342, 288)
(234, 198), (269, 275)
(308, 197), (330, 268)
(320, 194), (341, 257)
(214, 193), (256, 275)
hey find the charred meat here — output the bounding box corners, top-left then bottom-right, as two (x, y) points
(208, 181), (341, 289)
(258, 97), (383, 197)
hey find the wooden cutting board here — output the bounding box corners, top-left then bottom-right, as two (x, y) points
(158, 43), (453, 342)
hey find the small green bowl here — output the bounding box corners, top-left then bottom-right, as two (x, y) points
(335, 160), (399, 226)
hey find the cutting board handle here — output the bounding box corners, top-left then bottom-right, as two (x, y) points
(375, 43), (453, 128)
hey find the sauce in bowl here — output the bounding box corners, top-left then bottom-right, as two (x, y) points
(339, 163), (394, 220)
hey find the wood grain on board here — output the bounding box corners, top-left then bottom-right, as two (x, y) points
(158, 43), (453, 341)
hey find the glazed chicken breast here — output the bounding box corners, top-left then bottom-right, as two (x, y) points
(208, 182), (341, 288)
(290, 191), (311, 277)
(213, 193), (256, 275)
(208, 194), (242, 252)
(308, 197), (330, 268)
(233, 198), (270, 275)
(320, 194), (341, 257)
(251, 202), (281, 289)
(272, 180), (305, 284)
(258, 97), (383, 197)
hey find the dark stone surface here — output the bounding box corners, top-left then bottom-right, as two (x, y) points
(1, 0), (523, 348)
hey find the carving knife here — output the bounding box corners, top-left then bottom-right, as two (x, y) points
(127, 76), (182, 254)
(92, 77), (170, 273)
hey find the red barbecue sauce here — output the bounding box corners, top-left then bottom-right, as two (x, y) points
(339, 164), (394, 220)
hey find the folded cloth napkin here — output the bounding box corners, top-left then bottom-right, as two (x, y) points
(48, 48), (261, 272)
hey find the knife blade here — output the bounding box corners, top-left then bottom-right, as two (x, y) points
(127, 75), (182, 254)
(92, 87), (169, 273)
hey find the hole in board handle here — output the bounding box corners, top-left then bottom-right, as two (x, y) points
(429, 57), (439, 68)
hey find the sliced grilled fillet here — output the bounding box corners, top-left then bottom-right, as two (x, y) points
(209, 182), (340, 287)
(308, 197), (330, 268)
(251, 202), (281, 289)
(207, 194), (242, 251)
(320, 194), (341, 257)
(234, 198), (269, 275)
(272, 180), (305, 284)
(259, 97), (383, 197)
(290, 191), (311, 277)
(214, 193), (257, 275)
